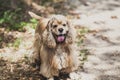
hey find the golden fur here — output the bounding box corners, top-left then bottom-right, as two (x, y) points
(29, 12), (78, 79)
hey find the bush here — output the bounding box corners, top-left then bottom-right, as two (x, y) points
(0, 9), (27, 31)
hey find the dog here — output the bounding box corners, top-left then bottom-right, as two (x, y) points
(29, 12), (79, 80)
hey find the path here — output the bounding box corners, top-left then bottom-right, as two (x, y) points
(1, 0), (120, 80)
(74, 7), (120, 80)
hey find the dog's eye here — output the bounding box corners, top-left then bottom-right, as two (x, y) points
(63, 24), (66, 26)
(53, 25), (57, 28)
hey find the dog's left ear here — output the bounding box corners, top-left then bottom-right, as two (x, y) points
(46, 18), (56, 48)
(65, 20), (75, 45)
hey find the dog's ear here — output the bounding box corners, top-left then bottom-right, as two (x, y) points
(65, 20), (74, 45)
(46, 18), (55, 31)
(46, 18), (56, 48)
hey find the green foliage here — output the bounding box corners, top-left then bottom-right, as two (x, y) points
(77, 27), (89, 64)
(0, 10), (38, 31)
(8, 38), (22, 48)
(28, 18), (38, 29)
(0, 9), (25, 31)
(78, 27), (89, 35)
(41, 0), (53, 5)
(13, 38), (21, 48)
(80, 49), (89, 61)
(77, 27), (89, 46)
(0, 37), (2, 42)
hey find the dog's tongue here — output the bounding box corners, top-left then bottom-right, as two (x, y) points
(57, 36), (65, 42)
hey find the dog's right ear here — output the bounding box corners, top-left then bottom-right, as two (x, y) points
(28, 11), (43, 20)
(46, 18), (55, 31)
(45, 18), (56, 48)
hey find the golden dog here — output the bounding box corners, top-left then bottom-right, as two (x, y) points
(29, 12), (78, 80)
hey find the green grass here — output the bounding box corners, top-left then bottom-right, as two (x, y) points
(26, 18), (38, 29)
(13, 38), (22, 48)
(77, 27), (89, 46)
(7, 38), (22, 48)
(0, 10), (24, 31)
(80, 49), (89, 61)
(0, 9), (38, 31)
(77, 27), (89, 65)
(0, 37), (2, 42)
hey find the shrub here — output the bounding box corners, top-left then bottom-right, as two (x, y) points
(0, 9), (26, 31)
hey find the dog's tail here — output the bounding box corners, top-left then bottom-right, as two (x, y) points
(28, 11), (42, 20)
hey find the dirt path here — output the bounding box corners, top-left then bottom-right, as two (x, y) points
(0, 0), (120, 80)
(74, 7), (120, 80)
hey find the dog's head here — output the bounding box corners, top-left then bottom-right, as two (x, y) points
(46, 15), (73, 48)
(48, 15), (69, 43)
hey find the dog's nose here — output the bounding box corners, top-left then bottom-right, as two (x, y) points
(58, 28), (63, 33)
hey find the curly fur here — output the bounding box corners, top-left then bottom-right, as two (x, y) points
(32, 14), (78, 79)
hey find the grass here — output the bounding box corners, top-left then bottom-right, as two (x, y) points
(0, 37), (2, 42)
(0, 10), (38, 31)
(7, 38), (22, 48)
(25, 18), (38, 29)
(77, 27), (89, 46)
(77, 27), (89, 66)
(79, 49), (89, 63)
(0, 10), (24, 31)
(12, 38), (22, 48)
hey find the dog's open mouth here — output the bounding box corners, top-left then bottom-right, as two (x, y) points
(52, 32), (67, 43)
(57, 35), (65, 42)
(54, 34), (66, 43)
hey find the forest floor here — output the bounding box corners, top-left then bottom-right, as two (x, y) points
(0, 0), (120, 80)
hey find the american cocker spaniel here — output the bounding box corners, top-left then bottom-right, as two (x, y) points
(29, 12), (79, 80)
